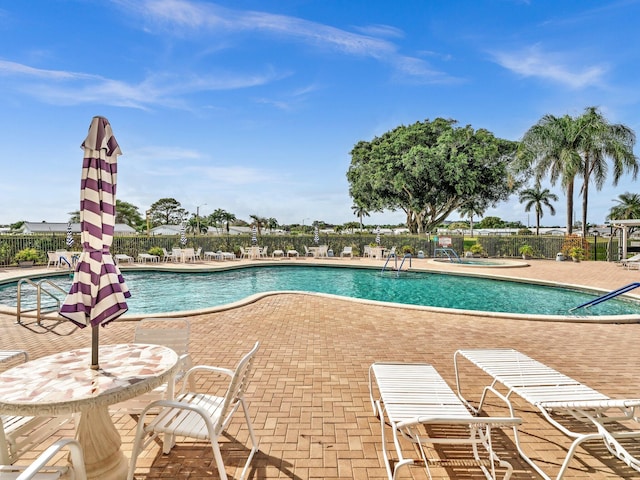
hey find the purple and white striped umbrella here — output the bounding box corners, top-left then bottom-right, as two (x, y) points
(375, 226), (381, 245)
(314, 225), (319, 245)
(59, 116), (130, 369)
(66, 221), (74, 248)
(251, 224), (257, 245)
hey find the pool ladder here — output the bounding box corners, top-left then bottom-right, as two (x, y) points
(16, 278), (68, 324)
(381, 254), (412, 276)
(433, 247), (462, 263)
(569, 282), (640, 312)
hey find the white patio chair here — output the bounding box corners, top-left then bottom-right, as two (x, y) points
(370, 362), (520, 480)
(112, 318), (194, 414)
(363, 245), (372, 258)
(162, 248), (175, 262)
(340, 246), (353, 258)
(46, 252), (59, 269)
(0, 438), (86, 480)
(455, 348), (640, 479)
(259, 246), (268, 258)
(127, 342), (260, 480)
(194, 247), (202, 261)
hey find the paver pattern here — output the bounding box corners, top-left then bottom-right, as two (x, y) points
(0, 258), (639, 479)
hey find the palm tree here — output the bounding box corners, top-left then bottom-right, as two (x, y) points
(266, 217), (278, 233)
(608, 192), (640, 221)
(219, 210), (236, 235)
(351, 204), (370, 231)
(458, 201), (485, 237)
(575, 107), (638, 238)
(249, 214), (267, 236)
(518, 114), (583, 234)
(518, 184), (558, 235)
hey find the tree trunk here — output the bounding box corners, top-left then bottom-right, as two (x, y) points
(566, 179), (574, 235)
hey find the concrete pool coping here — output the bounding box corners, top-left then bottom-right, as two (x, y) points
(2, 258), (640, 324)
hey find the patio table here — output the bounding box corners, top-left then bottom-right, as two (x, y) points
(0, 343), (178, 480)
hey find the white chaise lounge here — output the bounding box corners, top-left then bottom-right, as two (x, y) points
(454, 348), (640, 479)
(369, 362), (521, 480)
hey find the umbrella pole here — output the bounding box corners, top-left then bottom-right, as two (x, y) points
(91, 326), (99, 370)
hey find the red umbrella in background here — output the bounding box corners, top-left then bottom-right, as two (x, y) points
(59, 116), (130, 369)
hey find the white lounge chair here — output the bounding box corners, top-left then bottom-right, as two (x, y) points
(454, 348), (640, 479)
(127, 342), (260, 480)
(340, 246), (353, 258)
(621, 253), (640, 270)
(114, 254), (134, 264)
(369, 362), (521, 480)
(113, 318), (194, 414)
(0, 438), (87, 480)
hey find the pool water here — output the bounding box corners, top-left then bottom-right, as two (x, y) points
(2, 266), (640, 317)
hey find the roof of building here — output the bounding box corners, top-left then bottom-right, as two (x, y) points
(21, 222), (136, 234)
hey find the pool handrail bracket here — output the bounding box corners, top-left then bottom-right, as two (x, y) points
(569, 282), (640, 312)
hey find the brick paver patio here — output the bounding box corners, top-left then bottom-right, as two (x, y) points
(0, 258), (639, 479)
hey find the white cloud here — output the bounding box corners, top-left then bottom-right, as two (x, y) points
(112, 0), (456, 83)
(0, 59), (282, 109)
(491, 44), (607, 88)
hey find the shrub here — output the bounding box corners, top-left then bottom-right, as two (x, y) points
(15, 247), (41, 263)
(401, 245), (413, 254)
(148, 246), (163, 257)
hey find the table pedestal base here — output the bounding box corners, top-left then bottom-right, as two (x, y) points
(77, 406), (128, 480)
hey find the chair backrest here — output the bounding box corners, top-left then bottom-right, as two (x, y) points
(216, 342), (260, 430)
(134, 318), (190, 357)
(261, 246), (268, 255)
(343, 246), (352, 254)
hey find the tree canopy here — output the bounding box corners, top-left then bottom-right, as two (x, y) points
(347, 118), (519, 233)
(148, 198), (187, 226)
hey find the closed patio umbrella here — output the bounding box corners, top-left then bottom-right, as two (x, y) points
(375, 226), (381, 245)
(314, 225), (319, 245)
(251, 225), (257, 245)
(66, 221), (74, 248)
(59, 116), (130, 369)
(180, 222), (187, 246)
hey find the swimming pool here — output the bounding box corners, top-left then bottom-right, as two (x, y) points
(1, 265), (639, 321)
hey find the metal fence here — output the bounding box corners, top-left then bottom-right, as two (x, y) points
(0, 233), (619, 267)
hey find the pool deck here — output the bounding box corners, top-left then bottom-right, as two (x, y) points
(1, 257), (639, 479)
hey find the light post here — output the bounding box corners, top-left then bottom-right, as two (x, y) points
(145, 210), (151, 237)
(593, 230), (599, 261)
(302, 217), (310, 233)
(196, 203), (207, 236)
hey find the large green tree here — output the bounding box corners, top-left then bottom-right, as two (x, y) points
(518, 184), (558, 235)
(347, 118), (519, 233)
(148, 198), (187, 226)
(115, 200), (143, 229)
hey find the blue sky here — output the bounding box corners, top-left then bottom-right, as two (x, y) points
(1, 0), (639, 228)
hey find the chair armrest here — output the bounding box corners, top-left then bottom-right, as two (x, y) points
(15, 438), (86, 480)
(179, 365), (235, 394)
